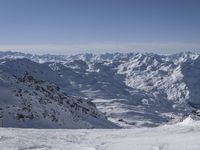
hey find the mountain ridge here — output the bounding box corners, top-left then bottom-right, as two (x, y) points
(0, 71), (118, 129)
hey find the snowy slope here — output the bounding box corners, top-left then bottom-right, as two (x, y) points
(0, 71), (117, 129)
(1, 119), (200, 150)
(1, 51), (200, 127)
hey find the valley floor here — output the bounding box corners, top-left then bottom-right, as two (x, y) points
(0, 119), (200, 150)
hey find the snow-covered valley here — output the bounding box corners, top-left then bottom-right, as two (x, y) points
(0, 117), (200, 150)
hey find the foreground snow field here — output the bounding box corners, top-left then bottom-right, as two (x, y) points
(0, 118), (200, 150)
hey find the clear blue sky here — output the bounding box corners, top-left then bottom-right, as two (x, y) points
(0, 0), (200, 54)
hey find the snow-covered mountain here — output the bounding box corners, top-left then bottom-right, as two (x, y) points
(0, 70), (117, 129)
(0, 51), (200, 128)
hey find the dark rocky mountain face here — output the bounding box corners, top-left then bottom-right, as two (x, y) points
(0, 71), (118, 129)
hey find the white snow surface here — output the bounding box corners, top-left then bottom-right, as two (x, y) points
(0, 120), (200, 150)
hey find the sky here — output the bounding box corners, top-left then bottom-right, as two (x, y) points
(0, 0), (200, 54)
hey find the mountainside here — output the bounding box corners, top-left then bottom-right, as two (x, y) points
(0, 51), (200, 128)
(0, 71), (117, 129)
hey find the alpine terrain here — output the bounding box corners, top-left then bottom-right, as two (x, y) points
(1, 51), (200, 128)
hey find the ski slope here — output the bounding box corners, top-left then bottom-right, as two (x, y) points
(0, 118), (200, 150)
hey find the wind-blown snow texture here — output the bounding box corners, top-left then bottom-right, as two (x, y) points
(0, 51), (200, 128)
(0, 118), (200, 150)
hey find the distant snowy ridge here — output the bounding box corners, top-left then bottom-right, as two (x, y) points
(1, 51), (200, 128)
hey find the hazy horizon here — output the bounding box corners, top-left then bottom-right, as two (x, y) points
(0, 49), (199, 56)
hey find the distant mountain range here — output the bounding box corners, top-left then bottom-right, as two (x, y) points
(0, 51), (200, 128)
